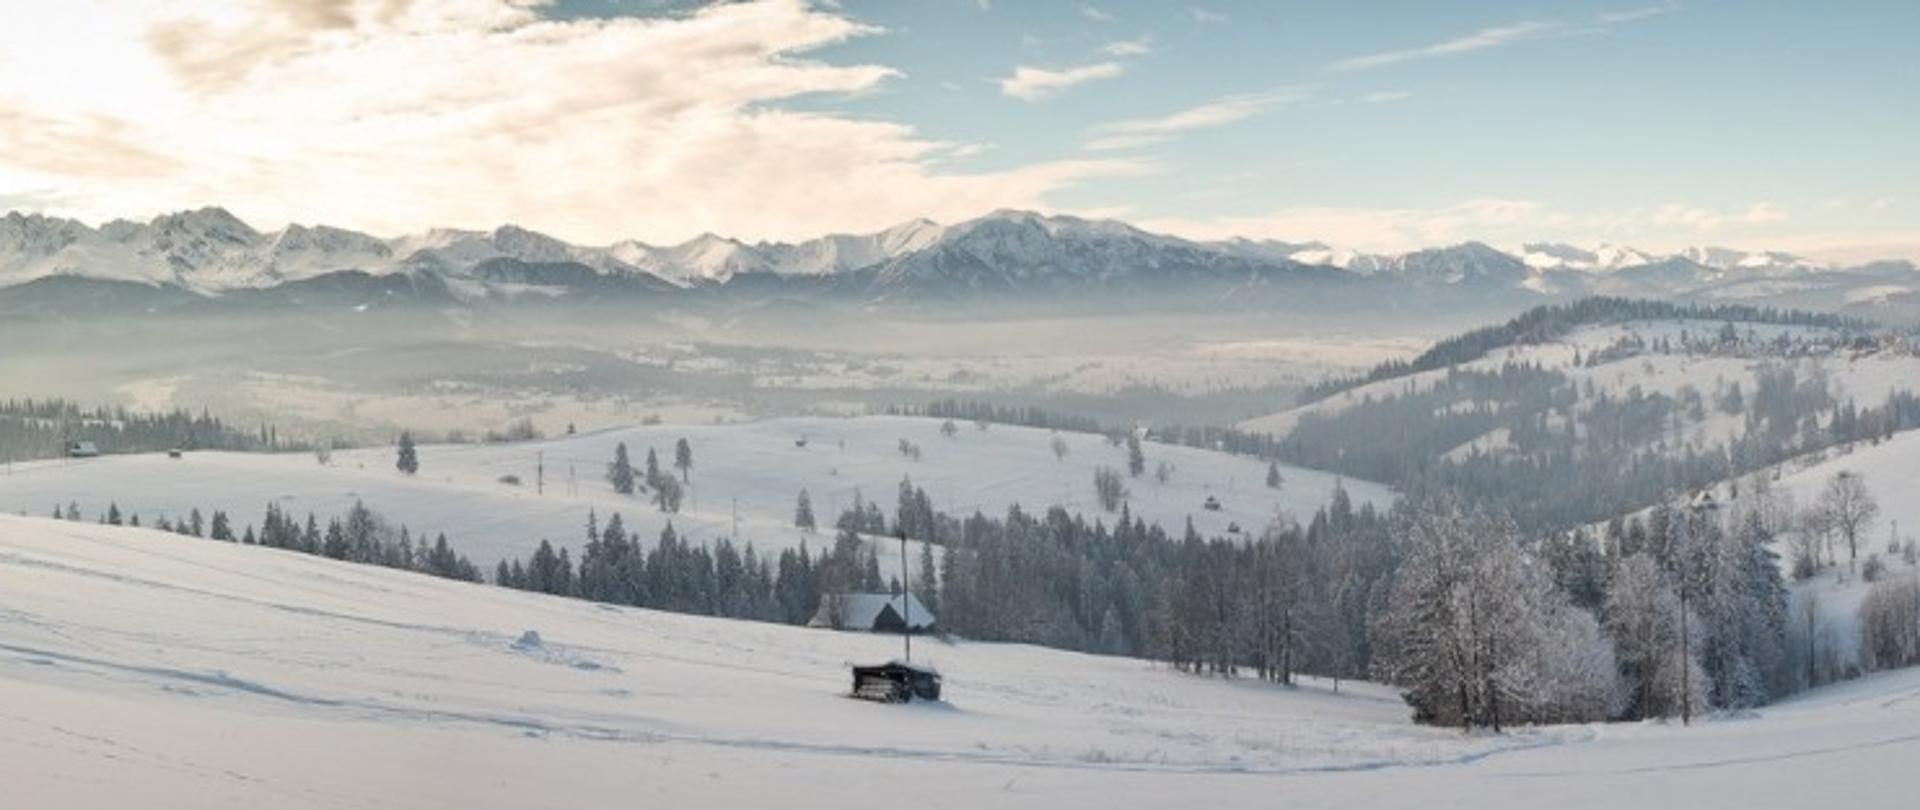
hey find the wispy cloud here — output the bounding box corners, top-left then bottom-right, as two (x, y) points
(1078, 4), (1113, 23)
(1329, 21), (1564, 72)
(1356, 90), (1414, 104)
(1598, 4), (1679, 24)
(1100, 36), (1154, 57)
(1087, 91), (1302, 151)
(1143, 198), (1556, 252)
(999, 61), (1126, 101)
(1190, 8), (1228, 24)
(1653, 202), (1790, 230)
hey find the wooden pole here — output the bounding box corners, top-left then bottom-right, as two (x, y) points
(900, 531), (912, 665)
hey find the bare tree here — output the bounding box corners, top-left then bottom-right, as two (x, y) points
(1818, 471), (1879, 573)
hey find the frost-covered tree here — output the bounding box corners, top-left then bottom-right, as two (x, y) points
(1817, 471), (1879, 573)
(1604, 553), (1709, 720)
(1372, 494), (1618, 729)
(674, 437), (692, 483)
(1266, 462), (1283, 490)
(1859, 578), (1920, 672)
(1125, 433), (1145, 478)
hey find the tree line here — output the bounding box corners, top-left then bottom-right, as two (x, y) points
(1, 398), (296, 463)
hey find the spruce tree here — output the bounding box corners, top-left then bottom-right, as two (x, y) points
(396, 431), (419, 475)
(674, 438), (693, 483)
(608, 443), (636, 495)
(795, 488), (816, 532)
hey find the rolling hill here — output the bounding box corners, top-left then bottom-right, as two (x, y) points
(5, 514), (1920, 808)
(0, 415), (1389, 567)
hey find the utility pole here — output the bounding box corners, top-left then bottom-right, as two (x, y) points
(900, 530), (912, 665)
(536, 451), (544, 496)
(1679, 577), (1692, 726)
(732, 498), (740, 541)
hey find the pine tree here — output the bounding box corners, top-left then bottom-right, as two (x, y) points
(795, 488), (816, 532)
(916, 541), (940, 617)
(608, 442), (635, 495)
(674, 437), (693, 483)
(396, 431), (419, 475)
(1126, 432), (1145, 478)
(862, 546), (884, 592)
(653, 474), (683, 513)
(1266, 462), (1283, 490)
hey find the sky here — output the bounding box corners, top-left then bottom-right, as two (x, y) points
(0, 0), (1914, 255)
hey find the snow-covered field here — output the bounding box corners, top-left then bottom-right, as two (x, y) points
(0, 416), (1389, 566)
(6, 515), (1920, 808)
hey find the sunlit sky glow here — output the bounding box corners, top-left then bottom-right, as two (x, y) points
(0, 0), (1914, 254)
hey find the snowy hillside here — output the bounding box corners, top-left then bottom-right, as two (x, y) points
(1241, 318), (1920, 444)
(6, 514), (1920, 808)
(0, 416), (1387, 567)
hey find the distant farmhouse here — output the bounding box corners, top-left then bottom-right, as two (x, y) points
(810, 593), (936, 634)
(66, 441), (100, 458)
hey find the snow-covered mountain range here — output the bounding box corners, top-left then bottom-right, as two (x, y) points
(2, 207), (1914, 316)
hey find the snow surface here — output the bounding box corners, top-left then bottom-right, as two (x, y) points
(6, 515), (1920, 808)
(0, 415), (1389, 567)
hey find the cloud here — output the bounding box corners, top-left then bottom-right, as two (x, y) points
(1356, 90), (1414, 104)
(1078, 4), (1113, 23)
(998, 61), (1125, 101)
(1100, 36), (1153, 57)
(1143, 199), (1557, 252)
(1087, 92), (1302, 151)
(0, 0), (1139, 243)
(1598, 4), (1679, 24)
(1329, 21), (1564, 72)
(1190, 8), (1228, 24)
(1653, 202), (1790, 230)
(1148, 197), (1902, 255)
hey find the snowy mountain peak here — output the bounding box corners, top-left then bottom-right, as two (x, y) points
(0, 206), (1899, 306)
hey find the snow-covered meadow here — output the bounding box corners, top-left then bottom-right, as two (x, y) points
(0, 415), (1390, 567)
(5, 514), (1919, 809)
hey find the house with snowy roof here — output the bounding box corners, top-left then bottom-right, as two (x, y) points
(809, 593), (937, 634)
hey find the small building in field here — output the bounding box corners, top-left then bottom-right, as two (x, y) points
(810, 593), (937, 634)
(67, 441), (100, 458)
